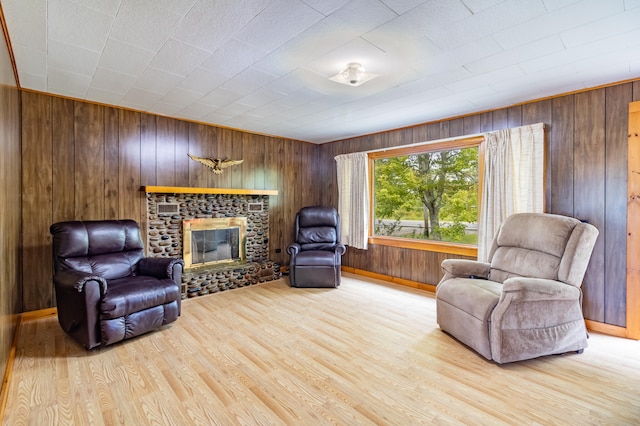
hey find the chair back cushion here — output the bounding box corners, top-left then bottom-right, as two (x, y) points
(296, 206), (340, 251)
(488, 213), (598, 286)
(50, 220), (144, 280)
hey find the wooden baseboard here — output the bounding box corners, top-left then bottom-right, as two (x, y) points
(0, 313), (22, 422)
(21, 307), (57, 322)
(0, 307), (57, 421)
(342, 266), (437, 293)
(585, 319), (630, 338)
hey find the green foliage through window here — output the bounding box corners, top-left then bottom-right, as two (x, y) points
(373, 146), (478, 245)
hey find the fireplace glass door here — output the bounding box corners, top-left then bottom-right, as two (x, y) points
(191, 228), (240, 265)
(182, 217), (247, 269)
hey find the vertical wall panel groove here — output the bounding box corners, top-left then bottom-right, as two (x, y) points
(522, 100), (553, 209)
(633, 81), (640, 101)
(550, 96), (575, 216)
(231, 131), (244, 189)
(174, 120), (190, 187)
(104, 108), (119, 219)
(242, 133), (258, 189)
(156, 116), (176, 186)
(604, 84), (631, 326)
(139, 113), (156, 245)
(574, 90), (606, 321)
(118, 109), (142, 223)
(492, 109), (508, 129)
(140, 113), (157, 187)
(215, 127), (232, 189)
(51, 97), (75, 223)
(74, 102), (104, 220)
(21, 92), (54, 311)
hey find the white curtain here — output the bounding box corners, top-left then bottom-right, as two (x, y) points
(335, 152), (369, 250)
(477, 123), (545, 261)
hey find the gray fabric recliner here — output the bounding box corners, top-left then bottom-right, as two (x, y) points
(436, 213), (599, 364)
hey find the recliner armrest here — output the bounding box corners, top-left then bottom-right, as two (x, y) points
(138, 257), (184, 280)
(287, 243), (301, 255)
(54, 270), (107, 294)
(335, 243), (346, 255)
(501, 277), (580, 301)
(440, 259), (491, 282)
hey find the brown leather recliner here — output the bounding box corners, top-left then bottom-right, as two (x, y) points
(50, 220), (184, 349)
(287, 206), (346, 288)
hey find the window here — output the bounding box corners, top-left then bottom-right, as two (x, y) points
(368, 136), (483, 256)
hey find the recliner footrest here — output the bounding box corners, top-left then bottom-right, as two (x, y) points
(294, 250), (336, 267)
(101, 276), (181, 319)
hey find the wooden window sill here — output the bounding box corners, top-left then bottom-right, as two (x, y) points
(368, 236), (477, 257)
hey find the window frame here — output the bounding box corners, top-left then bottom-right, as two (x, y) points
(367, 135), (485, 257)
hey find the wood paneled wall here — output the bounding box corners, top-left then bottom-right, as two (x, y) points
(319, 81), (640, 328)
(0, 16), (22, 399)
(19, 80), (640, 328)
(21, 92), (320, 311)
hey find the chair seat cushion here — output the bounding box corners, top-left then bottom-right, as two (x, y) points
(101, 276), (180, 319)
(295, 250), (336, 267)
(436, 278), (502, 322)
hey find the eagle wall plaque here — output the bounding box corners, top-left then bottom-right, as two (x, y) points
(188, 154), (244, 174)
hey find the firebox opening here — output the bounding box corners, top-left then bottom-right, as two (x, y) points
(191, 228), (240, 265)
(183, 217), (247, 270)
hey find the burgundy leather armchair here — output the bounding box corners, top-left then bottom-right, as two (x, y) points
(287, 206), (346, 288)
(50, 220), (184, 349)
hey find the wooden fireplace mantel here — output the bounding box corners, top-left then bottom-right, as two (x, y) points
(142, 186), (278, 196)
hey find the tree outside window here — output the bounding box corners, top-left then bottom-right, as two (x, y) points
(372, 145), (479, 245)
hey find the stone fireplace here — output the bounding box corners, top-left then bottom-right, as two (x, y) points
(143, 186), (281, 298)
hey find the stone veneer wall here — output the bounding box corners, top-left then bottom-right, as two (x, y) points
(146, 192), (280, 298)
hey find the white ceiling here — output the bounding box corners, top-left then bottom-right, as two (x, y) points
(3, 0), (640, 144)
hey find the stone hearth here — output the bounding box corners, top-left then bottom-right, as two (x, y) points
(144, 186), (281, 298)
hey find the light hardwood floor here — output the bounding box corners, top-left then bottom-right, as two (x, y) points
(3, 273), (640, 425)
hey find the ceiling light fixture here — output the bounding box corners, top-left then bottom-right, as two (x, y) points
(329, 62), (377, 87)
